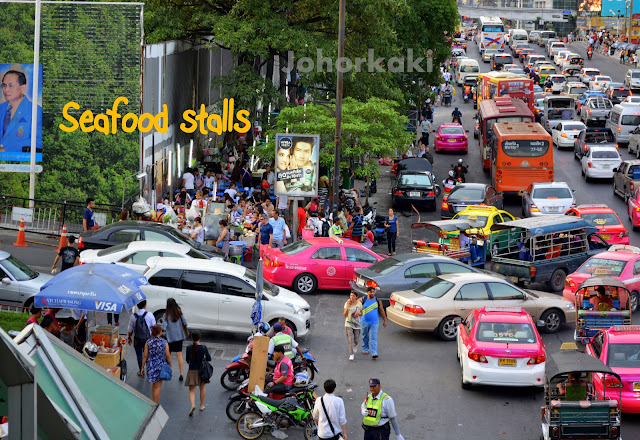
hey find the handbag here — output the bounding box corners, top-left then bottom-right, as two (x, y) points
(181, 316), (189, 338)
(200, 346), (214, 383)
(320, 396), (344, 440)
(159, 363), (173, 381)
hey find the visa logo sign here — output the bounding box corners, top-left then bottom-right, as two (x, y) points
(94, 301), (118, 312)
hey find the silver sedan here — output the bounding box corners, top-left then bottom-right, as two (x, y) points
(0, 251), (52, 308)
(520, 182), (576, 217)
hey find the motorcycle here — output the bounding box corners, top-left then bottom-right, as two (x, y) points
(442, 177), (460, 196)
(236, 387), (319, 440)
(587, 49), (593, 60)
(451, 162), (468, 183)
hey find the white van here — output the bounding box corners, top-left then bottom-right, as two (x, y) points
(510, 29), (528, 46)
(456, 59), (480, 85)
(606, 104), (640, 144)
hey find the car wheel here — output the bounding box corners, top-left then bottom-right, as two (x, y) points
(540, 309), (563, 334)
(630, 291), (639, 313)
(547, 269), (566, 293)
(153, 310), (165, 326)
(293, 273), (317, 295)
(613, 181), (617, 195)
(437, 316), (459, 341)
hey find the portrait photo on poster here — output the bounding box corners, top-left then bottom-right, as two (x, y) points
(0, 64), (43, 163)
(275, 133), (320, 197)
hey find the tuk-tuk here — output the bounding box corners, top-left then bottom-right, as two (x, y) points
(541, 351), (622, 440)
(574, 277), (632, 344)
(410, 219), (486, 266)
(489, 216), (610, 292)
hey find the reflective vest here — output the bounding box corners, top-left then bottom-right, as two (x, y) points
(363, 392), (388, 426)
(273, 355), (294, 386)
(272, 332), (295, 359)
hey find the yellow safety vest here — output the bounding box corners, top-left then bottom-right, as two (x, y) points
(272, 333), (295, 359)
(363, 392), (388, 426)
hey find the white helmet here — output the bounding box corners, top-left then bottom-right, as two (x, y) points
(448, 170), (454, 177)
(82, 342), (99, 361)
(458, 158), (464, 164)
(294, 372), (310, 387)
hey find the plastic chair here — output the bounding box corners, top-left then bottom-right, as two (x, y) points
(229, 254), (243, 265)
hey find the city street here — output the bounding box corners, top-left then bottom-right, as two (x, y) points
(4, 38), (640, 440)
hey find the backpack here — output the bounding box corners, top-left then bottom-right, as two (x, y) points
(321, 220), (330, 237)
(134, 311), (151, 342)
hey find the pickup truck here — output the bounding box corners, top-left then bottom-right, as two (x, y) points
(612, 159), (640, 200)
(579, 96), (612, 127)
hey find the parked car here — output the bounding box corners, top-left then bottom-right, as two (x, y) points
(79, 241), (214, 273)
(573, 127), (617, 160)
(142, 257), (311, 336)
(392, 170), (440, 210)
(434, 123), (468, 153)
(581, 145), (622, 181)
(580, 97), (613, 127)
(551, 120), (585, 148)
(441, 183), (504, 220)
(566, 204), (629, 245)
(78, 221), (225, 258)
(612, 160), (640, 201)
(0, 251), (53, 307)
(520, 182), (576, 217)
(386, 273), (576, 340)
(263, 237), (384, 295)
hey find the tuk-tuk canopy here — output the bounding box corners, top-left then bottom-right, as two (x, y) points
(411, 219), (484, 232)
(576, 276), (630, 294)
(546, 351), (621, 383)
(489, 215), (598, 235)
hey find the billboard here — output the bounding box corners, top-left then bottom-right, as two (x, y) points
(275, 133), (319, 197)
(0, 64), (43, 164)
(579, 0), (602, 12)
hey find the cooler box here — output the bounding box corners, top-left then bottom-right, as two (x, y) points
(91, 325), (118, 347)
(94, 348), (120, 367)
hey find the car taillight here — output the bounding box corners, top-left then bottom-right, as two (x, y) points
(270, 259), (284, 267)
(561, 133), (567, 138)
(530, 204), (540, 212)
(404, 304), (425, 314)
(589, 109), (592, 114)
(442, 201), (449, 210)
(366, 280), (378, 288)
(527, 354), (546, 365)
(588, 162), (593, 168)
(352, 273), (357, 281)
(530, 266), (537, 277)
(78, 237), (84, 250)
(595, 82), (598, 85)
(468, 352), (488, 363)
(427, 191), (435, 197)
(605, 377), (623, 388)
(389, 299), (396, 306)
(566, 278), (576, 288)
(395, 190), (402, 195)
(631, 182), (634, 191)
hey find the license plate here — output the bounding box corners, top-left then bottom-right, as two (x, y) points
(601, 234), (610, 239)
(394, 303), (404, 311)
(448, 138), (456, 142)
(509, 276), (519, 283)
(499, 358), (517, 366)
(409, 192), (421, 197)
(547, 207), (560, 212)
(634, 382), (640, 391)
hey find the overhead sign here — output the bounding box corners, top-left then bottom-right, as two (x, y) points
(12, 207), (34, 223)
(274, 133), (320, 198)
(0, 164), (43, 173)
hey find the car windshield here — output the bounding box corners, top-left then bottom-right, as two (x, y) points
(244, 267), (279, 296)
(621, 115), (640, 125)
(1, 255), (38, 281)
(96, 243), (129, 256)
(453, 214), (489, 227)
(441, 127), (464, 135)
(591, 150), (620, 159)
(581, 212), (621, 226)
(532, 187), (572, 199)
(607, 343), (640, 367)
(367, 257), (402, 275)
(578, 258), (626, 276)
(585, 131), (615, 143)
(475, 322), (537, 343)
(413, 278), (454, 298)
(186, 249), (209, 259)
(165, 227), (197, 246)
(612, 89), (631, 97)
(632, 72), (640, 78)
(400, 174), (433, 186)
(461, 65), (479, 73)
(449, 188), (484, 201)
(281, 240), (313, 255)
(551, 77), (566, 83)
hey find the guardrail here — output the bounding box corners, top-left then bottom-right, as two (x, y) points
(0, 195), (121, 236)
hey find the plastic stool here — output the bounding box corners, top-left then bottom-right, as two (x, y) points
(229, 254), (243, 265)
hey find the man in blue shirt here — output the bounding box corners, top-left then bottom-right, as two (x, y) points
(269, 210), (287, 248)
(258, 213), (273, 260)
(359, 286), (387, 359)
(83, 198), (97, 231)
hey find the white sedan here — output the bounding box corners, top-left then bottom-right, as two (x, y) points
(551, 121), (585, 149)
(580, 68), (601, 85)
(482, 49), (499, 63)
(581, 146), (622, 181)
(79, 241), (215, 273)
(622, 96), (640, 105)
(589, 75), (612, 92)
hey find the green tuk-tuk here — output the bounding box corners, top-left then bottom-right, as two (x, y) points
(542, 351), (622, 440)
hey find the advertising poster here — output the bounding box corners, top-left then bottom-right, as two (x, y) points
(0, 64), (43, 164)
(578, 0), (602, 12)
(275, 133), (319, 197)
(632, 14), (640, 44)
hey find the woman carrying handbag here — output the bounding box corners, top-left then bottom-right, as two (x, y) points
(185, 332), (212, 416)
(161, 298), (188, 381)
(141, 325), (172, 403)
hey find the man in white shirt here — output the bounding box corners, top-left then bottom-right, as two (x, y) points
(224, 182), (238, 200)
(313, 379), (347, 440)
(443, 70), (451, 83)
(182, 168), (195, 197)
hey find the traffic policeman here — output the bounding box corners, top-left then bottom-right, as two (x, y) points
(361, 378), (404, 440)
(268, 322), (304, 360)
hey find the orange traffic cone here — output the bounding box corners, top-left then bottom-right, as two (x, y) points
(56, 224), (68, 252)
(13, 218), (28, 247)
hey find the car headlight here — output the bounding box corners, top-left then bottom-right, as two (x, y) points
(286, 303), (306, 314)
(565, 303), (575, 310)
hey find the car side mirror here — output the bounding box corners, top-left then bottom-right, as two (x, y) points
(612, 168), (618, 173)
(518, 190), (525, 196)
(1, 277), (10, 286)
(536, 320), (545, 327)
(453, 317), (463, 325)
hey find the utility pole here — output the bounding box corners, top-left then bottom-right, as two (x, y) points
(332, 0), (346, 218)
(28, 0), (42, 208)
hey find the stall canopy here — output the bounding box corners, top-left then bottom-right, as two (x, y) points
(0, 325), (167, 439)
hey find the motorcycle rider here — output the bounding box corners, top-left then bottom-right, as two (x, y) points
(452, 107), (462, 124)
(463, 83), (472, 101)
(587, 45), (593, 60)
(268, 322), (304, 360)
(265, 345), (294, 394)
(443, 170), (458, 194)
(452, 158), (468, 182)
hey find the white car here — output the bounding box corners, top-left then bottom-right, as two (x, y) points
(545, 74), (567, 93)
(482, 49), (499, 63)
(560, 54), (581, 70)
(520, 182), (577, 217)
(589, 75), (612, 92)
(502, 63), (518, 71)
(581, 146), (622, 181)
(506, 67), (525, 75)
(79, 241), (215, 273)
(622, 96), (640, 105)
(553, 50), (571, 65)
(580, 68), (601, 85)
(551, 121), (585, 148)
(141, 257), (312, 336)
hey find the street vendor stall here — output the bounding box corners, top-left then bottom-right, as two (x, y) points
(410, 219), (486, 266)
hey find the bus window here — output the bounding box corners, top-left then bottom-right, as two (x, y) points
(501, 139), (549, 157)
(483, 25), (504, 32)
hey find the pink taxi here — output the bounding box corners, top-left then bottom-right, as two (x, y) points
(434, 123), (468, 153)
(263, 237), (384, 295)
(457, 307), (546, 389)
(563, 245), (640, 312)
(627, 187), (640, 230)
(586, 326), (640, 413)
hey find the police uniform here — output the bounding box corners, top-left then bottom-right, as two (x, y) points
(361, 379), (398, 440)
(0, 97), (43, 158)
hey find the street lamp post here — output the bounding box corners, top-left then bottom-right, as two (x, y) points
(122, 172), (147, 209)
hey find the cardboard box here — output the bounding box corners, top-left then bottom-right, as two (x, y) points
(104, 366), (121, 379)
(94, 349), (120, 367)
(248, 335), (269, 392)
(91, 325), (118, 348)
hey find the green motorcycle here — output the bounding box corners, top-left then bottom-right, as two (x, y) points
(236, 391), (318, 440)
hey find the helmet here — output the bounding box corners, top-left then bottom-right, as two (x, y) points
(294, 373), (310, 387)
(448, 170), (454, 177)
(455, 107), (459, 111)
(458, 158), (463, 164)
(257, 322), (270, 335)
(82, 342), (99, 361)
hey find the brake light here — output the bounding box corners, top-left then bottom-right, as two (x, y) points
(442, 201), (449, 210)
(427, 191), (435, 197)
(588, 162), (593, 168)
(468, 352), (488, 363)
(595, 82), (598, 85)
(631, 182), (634, 191)
(527, 354), (546, 365)
(566, 278), (576, 288)
(366, 280), (378, 288)
(589, 109), (592, 114)
(530, 266), (537, 277)
(561, 133), (567, 138)
(395, 190), (403, 195)
(352, 273), (357, 281)
(270, 259), (284, 267)
(404, 304), (425, 314)
(530, 204), (540, 212)
(389, 299), (396, 306)
(78, 237), (84, 250)
(605, 377), (623, 388)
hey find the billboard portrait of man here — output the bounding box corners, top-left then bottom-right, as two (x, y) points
(275, 134), (319, 197)
(0, 65), (43, 162)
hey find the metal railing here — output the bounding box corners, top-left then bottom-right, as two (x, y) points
(0, 195), (121, 236)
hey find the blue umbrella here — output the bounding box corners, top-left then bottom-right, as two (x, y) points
(250, 259), (264, 326)
(35, 263), (147, 313)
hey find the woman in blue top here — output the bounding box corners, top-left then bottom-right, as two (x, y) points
(385, 208), (399, 255)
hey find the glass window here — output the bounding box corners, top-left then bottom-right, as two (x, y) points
(577, 258), (627, 276)
(501, 139), (549, 158)
(367, 257), (402, 275)
(120, 251), (161, 265)
(448, 188), (484, 201)
(591, 150), (620, 159)
(0, 256), (38, 281)
(584, 131), (615, 143)
(476, 322), (536, 343)
(96, 243), (129, 257)
(453, 214), (489, 227)
(404, 263), (438, 279)
(437, 262), (474, 275)
(455, 283), (490, 301)
(179, 271), (217, 293)
(186, 249), (209, 259)
(591, 332), (604, 357)
(219, 275), (254, 297)
(532, 187), (572, 199)
(345, 248), (378, 264)
(148, 269), (183, 288)
(109, 229), (141, 243)
(243, 268), (279, 296)
(414, 278), (454, 298)
(580, 213), (621, 226)
(281, 240), (313, 255)
(399, 173), (433, 186)
(633, 260), (640, 275)
(312, 247), (342, 260)
(144, 230), (175, 242)
(487, 282), (525, 300)
(607, 343), (640, 367)
(440, 127), (465, 135)
(461, 65), (479, 73)
(621, 115), (640, 125)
